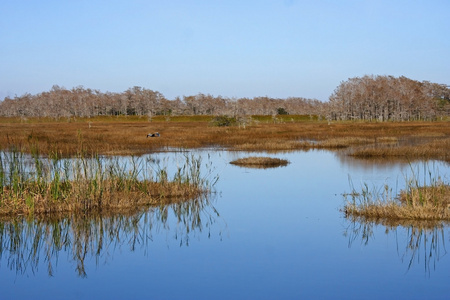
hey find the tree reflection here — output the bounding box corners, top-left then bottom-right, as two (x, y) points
(345, 217), (448, 276)
(0, 195), (223, 277)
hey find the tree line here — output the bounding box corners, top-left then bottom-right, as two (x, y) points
(1, 75), (449, 121)
(328, 75), (450, 121)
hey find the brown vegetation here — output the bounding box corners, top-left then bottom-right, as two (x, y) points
(230, 157), (289, 168)
(349, 137), (450, 162)
(0, 150), (212, 217)
(0, 85), (324, 118)
(1, 75), (448, 121)
(0, 181), (203, 217)
(0, 117), (448, 162)
(344, 179), (450, 222)
(329, 75), (450, 121)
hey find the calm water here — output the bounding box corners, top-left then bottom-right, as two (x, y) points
(1, 150), (449, 300)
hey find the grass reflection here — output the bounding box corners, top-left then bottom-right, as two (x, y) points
(0, 194), (223, 278)
(345, 218), (448, 276)
(0, 147), (218, 216)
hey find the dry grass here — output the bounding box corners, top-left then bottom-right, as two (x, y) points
(344, 182), (450, 222)
(349, 137), (450, 162)
(230, 156), (289, 168)
(0, 181), (203, 216)
(0, 149), (213, 216)
(0, 116), (448, 160)
(399, 184), (450, 207)
(316, 137), (374, 148)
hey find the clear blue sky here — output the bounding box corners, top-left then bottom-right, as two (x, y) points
(1, 0), (449, 102)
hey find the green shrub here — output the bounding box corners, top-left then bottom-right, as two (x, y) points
(211, 116), (237, 127)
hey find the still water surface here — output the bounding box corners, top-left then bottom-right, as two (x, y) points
(1, 150), (449, 300)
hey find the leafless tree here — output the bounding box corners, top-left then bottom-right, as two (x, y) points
(1, 76), (448, 120)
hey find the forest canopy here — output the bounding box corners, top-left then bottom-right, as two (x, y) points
(1, 75), (449, 121)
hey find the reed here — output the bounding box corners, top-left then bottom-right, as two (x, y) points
(343, 167), (450, 221)
(0, 147), (216, 216)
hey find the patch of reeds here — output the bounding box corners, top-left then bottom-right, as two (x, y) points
(0, 147), (217, 216)
(343, 168), (450, 222)
(230, 156), (289, 168)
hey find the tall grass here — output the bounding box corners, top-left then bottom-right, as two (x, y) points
(343, 165), (450, 222)
(0, 147), (216, 216)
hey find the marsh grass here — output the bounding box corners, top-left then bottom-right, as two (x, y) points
(1, 117), (448, 161)
(343, 166), (450, 222)
(230, 156), (289, 168)
(0, 147), (216, 216)
(316, 137), (375, 148)
(349, 137), (450, 162)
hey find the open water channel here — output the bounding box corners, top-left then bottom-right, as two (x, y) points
(1, 149), (449, 300)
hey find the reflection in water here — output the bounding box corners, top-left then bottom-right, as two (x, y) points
(0, 195), (223, 278)
(345, 218), (448, 276)
(334, 149), (408, 171)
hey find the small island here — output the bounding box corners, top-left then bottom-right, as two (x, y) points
(230, 156), (290, 168)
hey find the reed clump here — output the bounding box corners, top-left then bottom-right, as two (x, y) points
(230, 156), (289, 168)
(0, 147), (215, 216)
(343, 171), (450, 221)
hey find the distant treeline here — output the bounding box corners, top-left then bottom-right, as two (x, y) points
(329, 75), (450, 121)
(1, 75), (449, 121)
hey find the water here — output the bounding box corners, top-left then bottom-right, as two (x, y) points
(1, 150), (449, 300)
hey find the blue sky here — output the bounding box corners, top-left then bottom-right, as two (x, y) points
(1, 0), (449, 102)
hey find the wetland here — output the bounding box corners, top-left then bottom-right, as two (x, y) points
(0, 117), (449, 299)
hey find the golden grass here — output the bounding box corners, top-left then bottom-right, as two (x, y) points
(344, 183), (450, 222)
(0, 149), (213, 217)
(315, 137), (374, 148)
(0, 116), (448, 160)
(350, 137), (450, 162)
(0, 181), (203, 216)
(230, 156), (289, 168)
(399, 184), (450, 207)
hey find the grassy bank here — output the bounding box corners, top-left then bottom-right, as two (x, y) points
(0, 147), (216, 216)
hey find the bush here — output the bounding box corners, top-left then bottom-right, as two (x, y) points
(211, 116), (237, 127)
(277, 107), (288, 115)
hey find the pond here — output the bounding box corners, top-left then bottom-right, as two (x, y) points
(1, 149), (449, 300)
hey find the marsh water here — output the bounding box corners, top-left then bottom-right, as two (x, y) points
(1, 149), (450, 300)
